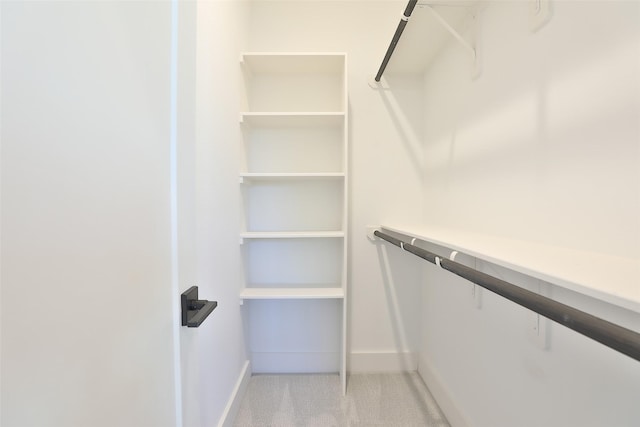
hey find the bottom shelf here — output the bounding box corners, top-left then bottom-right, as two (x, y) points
(243, 290), (347, 394)
(240, 287), (344, 300)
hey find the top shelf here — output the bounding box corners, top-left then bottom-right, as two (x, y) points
(380, 224), (640, 313)
(379, 4), (474, 76)
(241, 52), (346, 74)
(240, 53), (346, 112)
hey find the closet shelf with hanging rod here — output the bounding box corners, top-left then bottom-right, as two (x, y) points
(374, 1), (480, 82)
(372, 224), (640, 313)
(371, 225), (640, 361)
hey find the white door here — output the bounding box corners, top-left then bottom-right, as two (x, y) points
(1, 2), (192, 426)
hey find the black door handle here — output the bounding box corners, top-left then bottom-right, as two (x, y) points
(181, 286), (217, 327)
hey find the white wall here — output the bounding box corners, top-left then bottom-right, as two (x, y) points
(192, 2), (250, 426)
(176, 1), (201, 426)
(422, 0), (639, 256)
(418, 1), (640, 426)
(1, 1), (182, 426)
(246, 0), (426, 372)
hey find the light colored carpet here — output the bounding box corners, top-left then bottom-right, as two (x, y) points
(234, 372), (450, 427)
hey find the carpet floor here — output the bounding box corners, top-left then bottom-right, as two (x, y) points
(234, 372), (450, 427)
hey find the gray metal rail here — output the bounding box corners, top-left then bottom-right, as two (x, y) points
(375, 0), (419, 82)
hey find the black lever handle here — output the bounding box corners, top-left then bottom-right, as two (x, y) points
(181, 286), (217, 328)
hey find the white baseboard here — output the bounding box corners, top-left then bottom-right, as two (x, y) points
(348, 351), (418, 373)
(251, 351), (418, 374)
(418, 354), (470, 427)
(251, 352), (340, 373)
(217, 360), (251, 427)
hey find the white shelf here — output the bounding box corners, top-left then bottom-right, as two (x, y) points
(240, 112), (345, 127)
(240, 287), (345, 300)
(380, 225), (640, 313)
(241, 52), (346, 74)
(240, 231), (344, 240)
(241, 52), (346, 113)
(239, 172), (345, 182)
(379, 4), (475, 76)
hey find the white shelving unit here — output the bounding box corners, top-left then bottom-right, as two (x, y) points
(239, 52), (348, 393)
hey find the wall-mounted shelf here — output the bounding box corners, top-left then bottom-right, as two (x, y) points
(240, 231), (344, 241)
(239, 172), (345, 183)
(241, 52), (346, 74)
(375, 2), (477, 78)
(240, 287), (345, 300)
(375, 1), (553, 81)
(373, 228), (640, 362)
(240, 112), (345, 127)
(241, 53), (346, 113)
(240, 113), (344, 174)
(380, 224), (640, 313)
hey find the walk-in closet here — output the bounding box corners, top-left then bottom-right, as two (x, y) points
(2, 1), (639, 426)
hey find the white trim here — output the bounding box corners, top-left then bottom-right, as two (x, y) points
(217, 361), (252, 427)
(251, 352), (340, 373)
(169, 1), (183, 426)
(418, 354), (471, 427)
(0, 2), (3, 421)
(348, 351), (418, 373)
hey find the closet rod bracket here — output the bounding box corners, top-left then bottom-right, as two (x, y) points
(422, 4), (481, 79)
(366, 225), (380, 241)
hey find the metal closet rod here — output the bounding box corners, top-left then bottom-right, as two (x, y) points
(373, 230), (640, 362)
(375, 0), (419, 82)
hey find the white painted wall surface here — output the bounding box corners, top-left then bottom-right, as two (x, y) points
(419, 1), (640, 426)
(246, 1), (425, 372)
(175, 2), (203, 427)
(193, 2), (250, 426)
(422, 0), (639, 257)
(1, 1), (182, 426)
